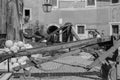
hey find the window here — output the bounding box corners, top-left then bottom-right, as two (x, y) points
(77, 25), (85, 34)
(49, 0), (58, 8)
(112, 0), (119, 3)
(23, 8), (32, 23)
(59, 0), (86, 9)
(112, 25), (119, 34)
(25, 9), (30, 16)
(97, 0), (110, 2)
(24, 8), (32, 21)
(59, 0), (97, 9)
(86, 0), (96, 7)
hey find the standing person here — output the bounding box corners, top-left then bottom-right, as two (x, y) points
(22, 16), (33, 43)
(24, 16), (30, 24)
(34, 20), (44, 42)
(97, 33), (101, 38)
(101, 30), (105, 37)
(88, 31), (93, 38)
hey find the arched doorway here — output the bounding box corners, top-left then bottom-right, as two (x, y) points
(47, 25), (58, 34)
(47, 25), (60, 44)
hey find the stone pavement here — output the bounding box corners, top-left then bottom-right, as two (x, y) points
(9, 52), (101, 80)
(2, 52), (120, 80)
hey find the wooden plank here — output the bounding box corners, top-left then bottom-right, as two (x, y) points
(0, 73), (12, 80)
(17, 36), (111, 57)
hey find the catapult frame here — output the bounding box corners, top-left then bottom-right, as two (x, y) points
(0, 0), (120, 79)
(0, 31), (120, 80)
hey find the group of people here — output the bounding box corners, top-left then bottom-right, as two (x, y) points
(20, 16), (45, 43)
(21, 17), (74, 44)
(88, 30), (104, 38)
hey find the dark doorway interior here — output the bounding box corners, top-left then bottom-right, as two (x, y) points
(47, 25), (59, 44)
(47, 25), (58, 34)
(112, 0), (119, 3)
(25, 9), (30, 16)
(112, 25), (119, 34)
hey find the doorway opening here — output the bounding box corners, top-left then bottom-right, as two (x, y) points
(47, 25), (58, 34)
(47, 25), (59, 44)
(112, 24), (119, 34)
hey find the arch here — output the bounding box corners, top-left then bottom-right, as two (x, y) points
(47, 24), (60, 44)
(47, 24), (59, 34)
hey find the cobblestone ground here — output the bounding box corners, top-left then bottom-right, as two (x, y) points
(3, 52), (120, 80)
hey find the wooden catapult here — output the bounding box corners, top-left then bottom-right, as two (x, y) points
(0, 24), (120, 80)
(1, 0), (120, 79)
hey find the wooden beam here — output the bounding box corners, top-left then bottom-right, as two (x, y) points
(15, 36), (111, 57)
(86, 40), (120, 70)
(0, 36), (111, 62)
(0, 73), (12, 80)
(71, 27), (80, 40)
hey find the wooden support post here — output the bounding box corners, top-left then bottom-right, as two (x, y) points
(7, 59), (10, 72)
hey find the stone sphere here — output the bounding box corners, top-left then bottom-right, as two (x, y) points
(5, 40), (14, 48)
(17, 41), (24, 47)
(10, 45), (19, 53)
